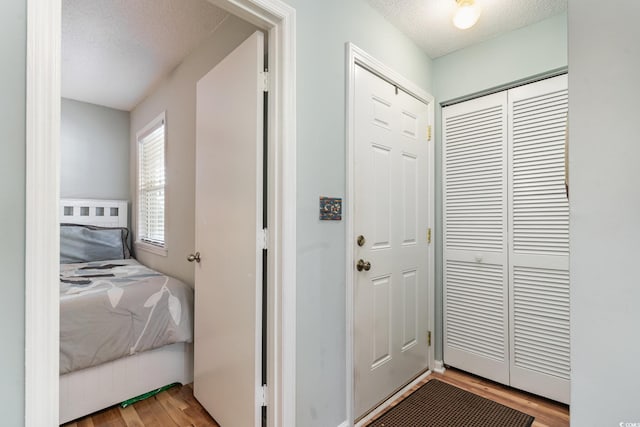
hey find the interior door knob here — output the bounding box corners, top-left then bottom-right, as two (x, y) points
(356, 259), (371, 272)
(187, 252), (201, 263)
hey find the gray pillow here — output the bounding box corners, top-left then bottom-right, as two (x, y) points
(60, 224), (131, 264)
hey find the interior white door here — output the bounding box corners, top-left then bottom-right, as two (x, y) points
(194, 31), (264, 427)
(507, 75), (570, 403)
(353, 65), (431, 418)
(442, 92), (510, 385)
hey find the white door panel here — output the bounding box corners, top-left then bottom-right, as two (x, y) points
(443, 92), (510, 385)
(443, 75), (570, 404)
(194, 31), (264, 427)
(354, 65), (431, 418)
(508, 75), (570, 404)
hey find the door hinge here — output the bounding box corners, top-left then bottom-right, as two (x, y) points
(258, 385), (268, 407)
(427, 331), (432, 347)
(259, 228), (269, 250)
(261, 70), (270, 92)
(427, 125), (432, 141)
(427, 228), (432, 244)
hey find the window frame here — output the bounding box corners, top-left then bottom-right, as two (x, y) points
(135, 111), (168, 256)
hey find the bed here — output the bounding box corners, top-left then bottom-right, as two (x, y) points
(58, 199), (194, 424)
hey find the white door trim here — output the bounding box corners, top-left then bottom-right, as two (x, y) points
(25, 1), (296, 426)
(345, 43), (435, 425)
(25, 2), (61, 426)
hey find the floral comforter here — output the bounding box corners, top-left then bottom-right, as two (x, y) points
(59, 259), (193, 374)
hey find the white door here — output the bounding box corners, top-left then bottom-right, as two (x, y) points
(194, 31), (264, 427)
(442, 76), (570, 404)
(442, 92), (510, 385)
(353, 65), (431, 418)
(507, 75), (570, 403)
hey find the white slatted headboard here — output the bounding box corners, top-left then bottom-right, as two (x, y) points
(60, 199), (128, 227)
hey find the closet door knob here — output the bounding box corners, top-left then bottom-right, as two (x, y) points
(187, 252), (201, 263)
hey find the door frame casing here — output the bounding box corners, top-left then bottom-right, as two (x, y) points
(24, 1), (297, 426)
(345, 43), (435, 425)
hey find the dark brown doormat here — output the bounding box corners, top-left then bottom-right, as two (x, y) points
(366, 379), (534, 427)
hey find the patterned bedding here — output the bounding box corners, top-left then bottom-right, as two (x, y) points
(60, 259), (193, 375)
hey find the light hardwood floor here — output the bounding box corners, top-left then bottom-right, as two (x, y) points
(64, 368), (569, 427)
(61, 384), (219, 427)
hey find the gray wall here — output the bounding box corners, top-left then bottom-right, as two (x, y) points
(432, 13), (568, 360)
(0, 0), (25, 425)
(130, 15), (258, 286)
(283, 0), (433, 425)
(61, 98), (130, 200)
(569, 1), (640, 424)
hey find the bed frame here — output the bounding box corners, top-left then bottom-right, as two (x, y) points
(59, 199), (194, 424)
(60, 198), (129, 228)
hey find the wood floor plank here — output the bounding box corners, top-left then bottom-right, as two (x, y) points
(164, 388), (191, 411)
(132, 398), (175, 427)
(91, 408), (126, 427)
(157, 394), (194, 427)
(181, 404), (219, 427)
(118, 405), (145, 427)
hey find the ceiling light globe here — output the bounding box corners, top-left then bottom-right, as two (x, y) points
(453, 2), (482, 30)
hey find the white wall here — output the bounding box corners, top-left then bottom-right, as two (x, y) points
(61, 98), (130, 201)
(130, 15), (259, 286)
(281, 0), (433, 425)
(0, 0), (26, 424)
(569, 1), (640, 425)
(432, 12), (568, 361)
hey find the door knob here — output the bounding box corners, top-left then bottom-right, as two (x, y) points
(356, 259), (371, 272)
(187, 252), (201, 263)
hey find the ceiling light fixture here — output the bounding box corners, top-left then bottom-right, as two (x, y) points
(453, 0), (482, 30)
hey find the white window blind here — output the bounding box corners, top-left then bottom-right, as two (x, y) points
(137, 114), (166, 249)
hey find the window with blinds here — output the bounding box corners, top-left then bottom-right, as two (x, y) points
(137, 113), (166, 253)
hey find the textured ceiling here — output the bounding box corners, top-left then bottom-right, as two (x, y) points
(62, 0), (229, 111)
(63, 0), (567, 110)
(367, 0), (567, 58)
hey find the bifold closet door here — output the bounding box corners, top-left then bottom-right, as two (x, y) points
(508, 75), (570, 404)
(443, 92), (510, 385)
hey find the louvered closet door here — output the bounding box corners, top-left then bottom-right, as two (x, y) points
(508, 75), (570, 404)
(443, 92), (510, 385)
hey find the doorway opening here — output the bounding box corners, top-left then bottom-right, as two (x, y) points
(24, 1), (296, 426)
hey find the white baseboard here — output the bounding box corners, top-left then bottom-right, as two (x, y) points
(434, 360), (446, 374)
(354, 370), (432, 427)
(337, 421), (349, 427)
